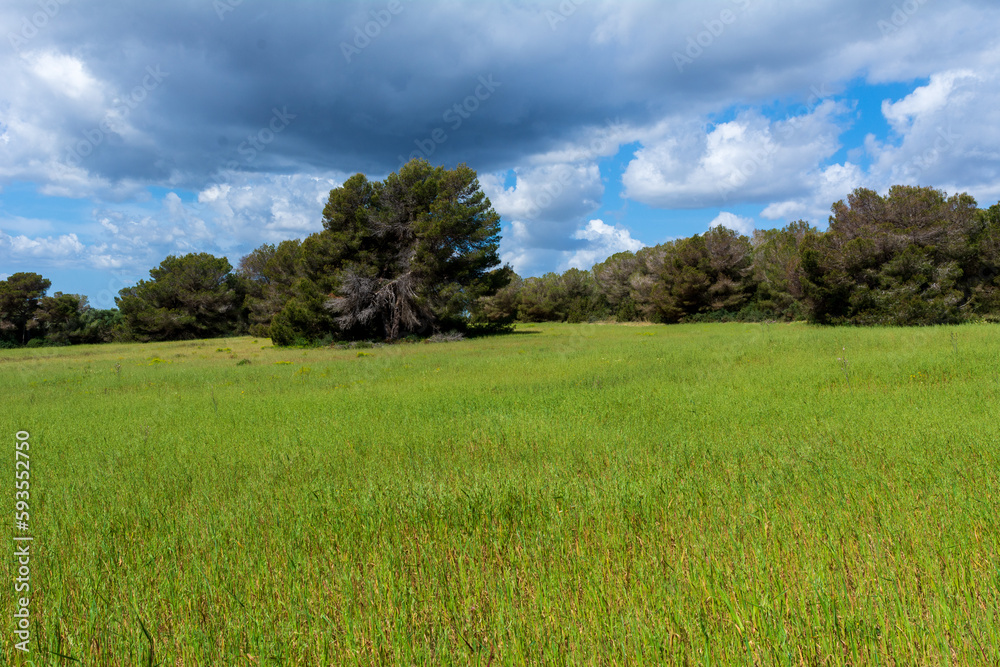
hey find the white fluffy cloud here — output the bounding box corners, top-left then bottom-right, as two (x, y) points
(0, 172), (348, 296)
(23, 51), (106, 104)
(483, 161), (611, 273)
(83, 172), (348, 272)
(0, 46), (153, 200)
(709, 212), (754, 236)
(565, 219), (645, 270)
(759, 62), (1000, 224)
(868, 64), (1000, 203)
(481, 163), (603, 230)
(194, 172), (345, 245)
(760, 162), (865, 223)
(622, 101), (852, 210)
(500, 217), (644, 277)
(1, 230), (84, 257)
(881, 70), (978, 134)
(482, 157), (647, 275)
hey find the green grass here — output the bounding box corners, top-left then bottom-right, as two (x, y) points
(2, 322), (999, 664)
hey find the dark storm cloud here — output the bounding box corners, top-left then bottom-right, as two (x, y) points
(4, 0), (913, 190)
(6, 0), (629, 183)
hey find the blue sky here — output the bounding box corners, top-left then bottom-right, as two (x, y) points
(2, 0), (1000, 307)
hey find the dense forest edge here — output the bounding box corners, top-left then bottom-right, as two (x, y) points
(2, 159), (1000, 349)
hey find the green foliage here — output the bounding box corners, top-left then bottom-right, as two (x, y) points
(516, 269), (608, 322)
(36, 292), (88, 344)
(593, 250), (642, 321)
(0, 271), (51, 345)
(7, 185), (1000, 352)
(497, 188), (1000, 328)
(966, 202), (1000, 313)
(78, 307), (128, 343)
(0, 274), (125, 347)
(627, 227), (756, 323)
(239, 239), (303, 338)
(117, 252), (244, 341)
(471, 273), (522, 329)
(268, 278), (336, 347)
(253, 159), (511, 345)
(321, 160), (510, 340)
(750, 220), (818, 320)
(802, 186), (979, 325)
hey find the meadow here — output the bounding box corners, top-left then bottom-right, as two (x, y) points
(2, 322), (999, 665)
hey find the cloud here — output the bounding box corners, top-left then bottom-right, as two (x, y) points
(868, 64), (1000, 201)
(0, 0), (991, 194)
(881, 70), (979, 134)
(565, 219), (645, 270)
(83, 172), (347, 271)
(500, 217), (644, 277)
(481, 163), (603, 235)
(194, 172), (346, 243)
(621, 101), (852, 209)
(3, 0), (1000, 287)
(709, 212), (754, 236)
(1, 230), (84, 257)
(760, 162), (865, 224)
(0, 172), (349, 291)
(23, 51), (105, 103)
(761, 60), (1000, 225)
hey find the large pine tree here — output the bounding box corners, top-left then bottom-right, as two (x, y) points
(267, 159), (511, 343)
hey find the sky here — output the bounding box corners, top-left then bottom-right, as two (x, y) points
(2, 0), (1000, 308)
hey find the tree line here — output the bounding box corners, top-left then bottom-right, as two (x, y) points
(2, 179), (999, 349)
(1, 160), (510, 347)
(480, 186), (1000, 327)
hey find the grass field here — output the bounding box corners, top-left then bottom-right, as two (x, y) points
(2, 322), (999, 665)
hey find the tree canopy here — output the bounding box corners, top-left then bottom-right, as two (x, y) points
(248, 159), (512, 344)
(801, 186), (981, 325)
(116, 253), (245, 341)
(0, 272), (51, 345)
